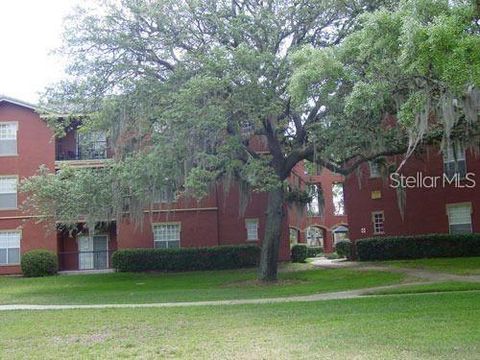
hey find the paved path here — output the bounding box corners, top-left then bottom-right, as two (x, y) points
(2, 261), (479, 312)
(0, 281), (442, 312)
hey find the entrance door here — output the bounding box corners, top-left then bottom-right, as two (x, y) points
(78, 235), (108, 270)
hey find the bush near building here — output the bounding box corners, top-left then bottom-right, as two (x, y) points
(112, 245), (259, 272)
(335, 240), (352, 259)
(21, 250), (58, 277)
(356, 234), (480, 261)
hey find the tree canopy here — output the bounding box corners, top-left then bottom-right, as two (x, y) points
(23, 0), (480, 280)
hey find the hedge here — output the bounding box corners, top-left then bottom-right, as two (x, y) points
(112, 245), (259, 272)
(335, 240), (352, 259)
(307, 246), (323, 258)
(291, 244), (308, 263)
(21, 250), (58, 277)
(356, 233), (480, 261)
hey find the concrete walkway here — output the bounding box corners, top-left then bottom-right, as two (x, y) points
(0, 281), (443, 312)
(2, 262), (479, 312)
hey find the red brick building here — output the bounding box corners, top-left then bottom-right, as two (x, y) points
(0, 96), (347, 274)
(345, 144), (479, 244)
(288, 163), (348, 253)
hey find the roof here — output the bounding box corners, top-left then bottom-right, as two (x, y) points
(0, 95), (38, 111)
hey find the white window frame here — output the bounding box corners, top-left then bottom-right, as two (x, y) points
(368, 161), (381, 178)
(447, 203), (472, 234)
(0, 230), (21, 266)
(443, 143), (467, 179)
(245, 218), (259, 241)
(0, 122), (18, 156)
(153, 222), (181, 249)
(372, 211), (385, 235)
(0, 176), (18, 210)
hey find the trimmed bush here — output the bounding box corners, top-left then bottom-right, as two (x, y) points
(21, 250), (58, 277)
(335, 240), (352, 259)
(112, 245), (259, 272)
(356, 233), (480, 261)
(306, 246), (323, 258)
(291, 244), (308, 263)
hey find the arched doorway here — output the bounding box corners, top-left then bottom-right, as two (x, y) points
(305, 226), (325, 248)
(289, 227), (300, 248)
(332, 225), (349, 244)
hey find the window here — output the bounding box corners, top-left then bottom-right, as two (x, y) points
(447, 203), (472, 234)
(368, 161), (380, 178)
(153, 186), (175, 203)
(444, 143), (466, 179)
(77, 131), (107, 160)
(372, 211), (385, 234)
(332, 183), (345, 216)
(307, 184), (321, 216)
(246, 219), (259, 241)
(153, 223), (180, 248)
(0, 122), (17, 155)
(0, 177), (17, 209)
(0, 231), (21, 265)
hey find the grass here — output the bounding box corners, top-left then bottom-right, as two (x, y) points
(1, 292), (480, 359)
(0, 265), (405, 305)
(382, 257), (480, 275)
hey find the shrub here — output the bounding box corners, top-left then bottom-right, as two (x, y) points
(335, 240), (352, 259)
(291, 244), (308, 263)
(112, 245), (259, 272)
(306, 246), (323, 258)
(356, 233), (480, 261)
(21, 250), (58, 277)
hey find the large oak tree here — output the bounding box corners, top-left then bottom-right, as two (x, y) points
(25, 0), (480, 281)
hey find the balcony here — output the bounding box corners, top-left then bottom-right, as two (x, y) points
(55, 131), (110, 168)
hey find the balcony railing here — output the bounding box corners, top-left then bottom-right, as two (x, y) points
(56, 143), (109, 161)
(58, 250), (114, 271)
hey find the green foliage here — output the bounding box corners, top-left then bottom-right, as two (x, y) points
(291, 244), (308, 263)
(356, 233), (480, 261)
(306, 246), (323, 258)
(21, 250), (58, 277)
(112, 245), (259, 272)
(335, 240), (352, 259)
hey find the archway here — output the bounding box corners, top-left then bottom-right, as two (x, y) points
(332, 225), (349, 244)
(289, 227), (300, 248)
(305, 226), (326, 248)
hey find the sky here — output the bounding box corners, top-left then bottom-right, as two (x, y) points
(0, 0), (80, 104)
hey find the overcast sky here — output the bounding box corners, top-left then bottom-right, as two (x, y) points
(0, 0), (79, 103)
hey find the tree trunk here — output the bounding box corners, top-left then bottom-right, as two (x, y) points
(258, 185), (285, 282)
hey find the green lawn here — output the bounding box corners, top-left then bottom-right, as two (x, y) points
(0, 265), (404, 305)
(1, 292), (479, 359)
(382, 257), (480, 275)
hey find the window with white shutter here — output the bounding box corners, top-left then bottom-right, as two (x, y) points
(0, 177), (17, 210)
(447, 203), (472, 234)
(0, 122), (17, 156)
